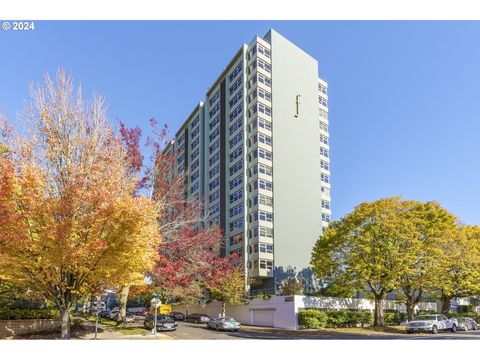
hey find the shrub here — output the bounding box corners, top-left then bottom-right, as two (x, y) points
(383, 311), (406, 325)
(0, 308), (60, 320)
(298, 309), (328, 328)
(298, 309), (373, 328)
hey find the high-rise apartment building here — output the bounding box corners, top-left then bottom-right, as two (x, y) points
(163, 29), (331, 293)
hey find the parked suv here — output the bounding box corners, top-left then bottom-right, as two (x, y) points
(405, 314), (458, 334)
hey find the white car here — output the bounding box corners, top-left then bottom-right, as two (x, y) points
(406, 314), (458, 334)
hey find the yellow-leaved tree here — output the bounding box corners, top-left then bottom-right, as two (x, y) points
(0, 70), (160, 339)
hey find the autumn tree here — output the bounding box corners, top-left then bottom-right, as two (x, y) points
(431, 225), (480, 314)
(280, 279), (304, 296)
(312, 197), (427, 326)
(206, 263), (246, 318)
(0, 70), (160, 339)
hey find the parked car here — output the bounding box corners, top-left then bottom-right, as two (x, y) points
(185, 313), (210, 324)
(405, 314), (458, 334)
(168, 312), (186, 321)
(144, 314), (177, 332)
(207, 317), (241, 331)
(98, 309), (111, 318)
(457, 317), (478, 331)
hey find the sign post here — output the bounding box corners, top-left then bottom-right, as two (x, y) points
(150, 296), (161, 335)
(94, 295), (102, 340)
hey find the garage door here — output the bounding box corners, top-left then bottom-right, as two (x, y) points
(252, 309), (275, 327)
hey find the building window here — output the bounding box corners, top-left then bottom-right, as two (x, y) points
(228, 61), (243, 82)
(258, 148), (272, 161)
(258, 133), (272, 146)
(258, 87), (271, 102)
(259, 195), (273, 207)
(257, 43), (271, 58)
(191, 137), (200, 149)
(257, 58), (271, 73)
(259, 243), (273, 254)
(320, 160), (329, 171)
(258, 163), (273, 176)
(209, 89), (220, 106)
(209, 102), (220, 117)
(257, 73), (271, 87)
(230, 104), (243, 121)
(321, 173), (330, 184)
(259, 226), (273, 238)
(319, 83), (327, 95)
(229, 118), (243, 135)
(229, 89), (243, 108)
(191, 115), (200, 129)
(230, 174), (243, 190)
(230, 132), (243, 149)
(320, 120), (328, 132)
(229, 75), (243, 95)
(209, 164), (220, 178)
(257, 211), (273, 222)
(258, 102), (271, 117)
(190, 170), (199, 182)
(259, 259), (273, 270)
(230, 189), (243, 203)
(210, 216), (220, 226)
(190, 181), (199, 193)
(259, 179), (273, 191)
(320, 109), (328, 119)
(322, 200), (331, 210)
(209, 152), (220, 166)
(230, 146), (243, 162)
(230, 204), (243, 217)
(190, 148), (199, 161)
(210, 127), (220, 142)
(320, 134), (329, 145)
(209, 140), (220, 154)
(210, 115), (220, 130)
(210, 203), (220, 216)
(258, 117), (272, 131)
(210, 190), (220, 203)
(191, 126), (200, 138)
(319, 96), (328, 107)
(230, 218), (243, 231)
(209, 178), (220, 191)
(230, 160), (243, 176)
(191, 159), (200, 171)
(322, 213), (331, 223)
(320, 147), (329, 158)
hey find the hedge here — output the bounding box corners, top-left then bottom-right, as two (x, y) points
(298, 309), (373, 328)
(384, 310), (407, 325)
(0, 308), (60, 320)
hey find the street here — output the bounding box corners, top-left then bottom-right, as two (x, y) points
(166, 322), (480, 340)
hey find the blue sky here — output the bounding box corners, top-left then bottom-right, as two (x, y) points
(1, 21), (479, 224)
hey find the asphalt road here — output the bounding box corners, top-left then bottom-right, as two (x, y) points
(167, 322), (480, 340)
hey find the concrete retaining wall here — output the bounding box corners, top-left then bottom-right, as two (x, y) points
(0, 319), (61, 338)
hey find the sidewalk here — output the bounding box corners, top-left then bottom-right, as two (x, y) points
(72, 317), (172, 340)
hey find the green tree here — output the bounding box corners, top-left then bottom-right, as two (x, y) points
(207, 266), (246, 317)
(311, 197), (424, 326)
(394, 201), (457, 320)
(432, 225), (480, 314)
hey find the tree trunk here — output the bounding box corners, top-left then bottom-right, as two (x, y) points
(88, 294), (95, 316)
(82, 294), (89, 316)
(374, 297), (385, 327)
(440, 294), (452, 315)
(118, 285), (130, 326)
(60, 308), (70, 339)
(221, 302), (226, 317)
(406, 298), (415, 321)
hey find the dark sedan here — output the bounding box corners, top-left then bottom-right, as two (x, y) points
(144, 314), (177, 332)
(168, 312), (186, 321)
(185, 313), (210, 324)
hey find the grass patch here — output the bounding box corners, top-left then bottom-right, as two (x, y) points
(115, 327), (150, 335)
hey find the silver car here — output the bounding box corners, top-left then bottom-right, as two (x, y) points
(405, 314), (458, 334)
(207, 317), (241, 331)
(457, 317), (478, 331)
